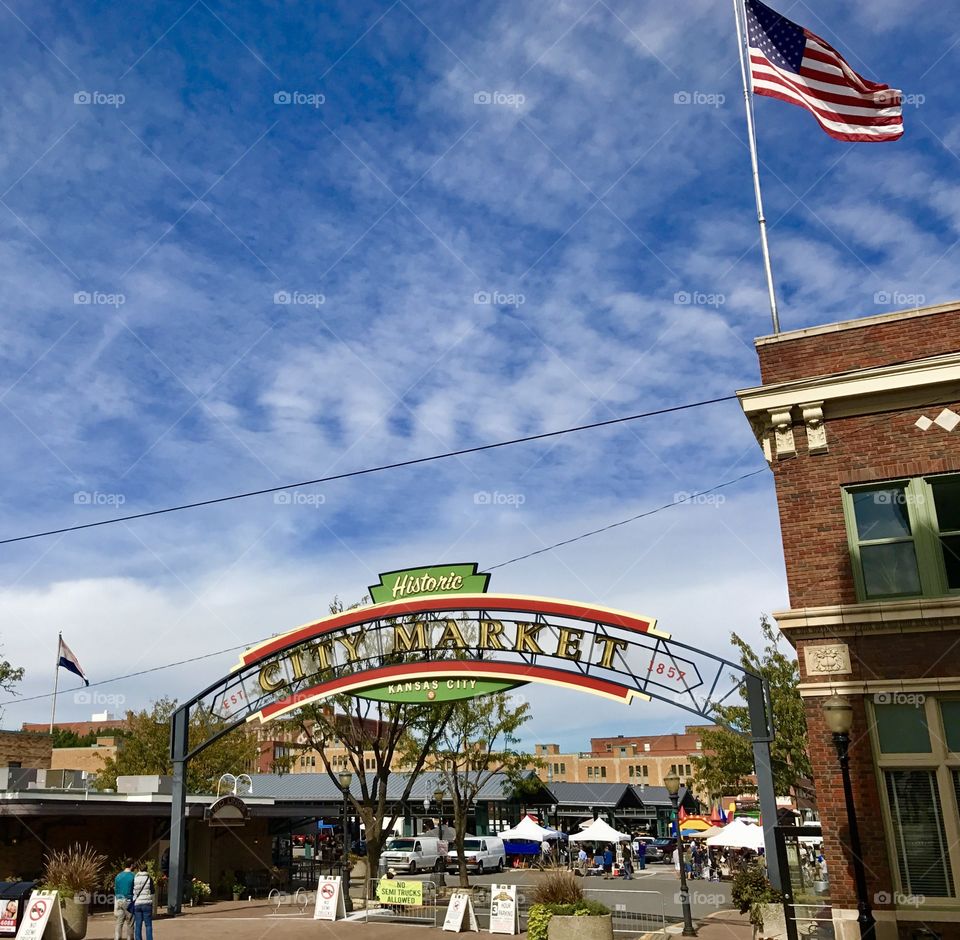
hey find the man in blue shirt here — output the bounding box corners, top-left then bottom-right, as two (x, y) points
(114, 864), (134, 940)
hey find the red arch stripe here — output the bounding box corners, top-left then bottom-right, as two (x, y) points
(239, 593), (661, 669)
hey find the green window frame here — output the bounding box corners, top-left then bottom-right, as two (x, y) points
(843, 474), (960, 601)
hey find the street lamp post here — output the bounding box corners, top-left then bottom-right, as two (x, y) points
(338, 770), (354, 913)
(665, 771), (697, 937)
(434, 788), (445, 830)
(823, 694), (875, 940)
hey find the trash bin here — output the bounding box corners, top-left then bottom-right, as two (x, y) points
(0, 882), (37, 938)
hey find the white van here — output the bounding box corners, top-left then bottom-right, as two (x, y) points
(380, 836), (448, 873)
(446, 836), (506, 873)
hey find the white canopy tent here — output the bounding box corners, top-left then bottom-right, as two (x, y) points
(705, 819), (765, 850)
(499, 815), (562, 841)
(567, 817), (631, 844)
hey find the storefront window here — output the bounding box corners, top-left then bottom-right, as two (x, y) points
(885, 770), (954, 897)
(874, 703), (931, 754)
(941, 700), (960, 752)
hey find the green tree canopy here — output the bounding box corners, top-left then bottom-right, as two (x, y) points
(94, 697), (257, 793)
(691, 616), (811, 803)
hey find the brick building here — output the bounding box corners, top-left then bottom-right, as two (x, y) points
(0, 730), (52, 769)
(738, 301), (960, 939)
(534, 726), (712, 785)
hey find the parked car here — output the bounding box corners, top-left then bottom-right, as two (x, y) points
(646, 837), (678, 863)
(446, 837), (506, 873)
(379, 836), (448, 873)
(351, 839), (368, 857)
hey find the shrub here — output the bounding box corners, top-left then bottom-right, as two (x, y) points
(528, 900), (611, 940)
(532, 870), (583, 906)
(732, 861), (783, 936)
(43, 844), (107, 901)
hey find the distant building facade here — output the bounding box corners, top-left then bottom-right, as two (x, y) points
(534, 725), (714, 785)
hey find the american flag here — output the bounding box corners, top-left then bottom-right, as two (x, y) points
(744, 0), (903, 143)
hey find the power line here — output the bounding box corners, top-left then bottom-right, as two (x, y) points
(0, 463), (767, 709)
(0, 642), (256, 708)
(0, 394), (736, 547)
(488, 467), (769, 569)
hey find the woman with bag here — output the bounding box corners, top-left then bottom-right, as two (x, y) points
(131, 865), (154, 940)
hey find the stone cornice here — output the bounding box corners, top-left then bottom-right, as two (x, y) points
(737, 352), (960, 458)
(773, 595), (960, 641)
(737, 351), (960, 416)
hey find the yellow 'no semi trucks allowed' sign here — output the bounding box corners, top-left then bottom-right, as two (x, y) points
(376, 879), (424, 906)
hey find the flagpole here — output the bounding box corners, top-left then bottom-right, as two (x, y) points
(733, 0), (781, 334)
(50, 632), (61, 734)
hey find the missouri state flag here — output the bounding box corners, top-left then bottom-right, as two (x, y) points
(744, 0), (904, 142)
(58, 637), (89, 686)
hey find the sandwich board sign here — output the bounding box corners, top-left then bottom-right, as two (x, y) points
(14, 892), (65, 940)
(443, 892), (479, 932)
(312, 876), (345, 921)
(489, 884), (518, 935)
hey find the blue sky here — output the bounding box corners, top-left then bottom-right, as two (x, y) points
(1, 0), (959, 747)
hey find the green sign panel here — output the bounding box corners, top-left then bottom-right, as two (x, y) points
(368, 563), (490, 604)
(356, 677), (521, 704)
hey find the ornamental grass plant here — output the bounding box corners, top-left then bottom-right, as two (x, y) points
(42, 843), (107, 901)
(531, 870), (583, 906)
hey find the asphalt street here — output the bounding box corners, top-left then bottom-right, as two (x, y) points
(444, 866), (734, 919)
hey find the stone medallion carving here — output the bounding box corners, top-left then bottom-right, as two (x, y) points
(804, 643), (851, 676)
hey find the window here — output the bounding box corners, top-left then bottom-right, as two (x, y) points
(643, 743), (650, 752)
(844, 475), (960, 600)
(873, 695), (960, 900)
(560, 763), (566, 774)
(886, 771), (953, 897)
(587, 767), (594, 778)
(628, 766), (634, 778)
(601, 766), (607, 779)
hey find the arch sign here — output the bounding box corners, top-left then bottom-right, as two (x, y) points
(167, 563), (785, 915)
(202, 563), (727, 731)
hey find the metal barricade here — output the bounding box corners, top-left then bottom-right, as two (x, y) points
(585, 888), (668, 937)
(788, 903), (835, 940)
(364, 877), (439, 925)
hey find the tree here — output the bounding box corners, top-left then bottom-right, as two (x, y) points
(691, 616), (811, 803)
(94, 698), (257, 793)
(426, 691), (538, 886)
(288, 598), (456, 880)
(0, 649), (24, 721)
(52, 727), (127, 748)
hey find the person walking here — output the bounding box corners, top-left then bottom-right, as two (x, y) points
(577, 847), (588, 876)
(602, 845), (614, 880)
(113, 864), (134, 940)
(131, 864), (154, 940)
(636, 840), (646, 871)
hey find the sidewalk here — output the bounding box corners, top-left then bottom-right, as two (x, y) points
(85, 899), (755, 940)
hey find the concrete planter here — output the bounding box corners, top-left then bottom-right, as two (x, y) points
(756, 902), (788, 940)
(60, 897), (88, 940)
(547, 914), (614, 940)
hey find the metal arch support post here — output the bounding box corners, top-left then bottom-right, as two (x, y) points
(745, 675), (787, 893)
(168, 705), (189, 916)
